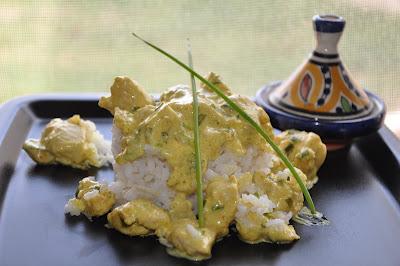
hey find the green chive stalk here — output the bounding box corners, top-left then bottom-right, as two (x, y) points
(132, 33), (316, 214)
(187, 40), (204, 227)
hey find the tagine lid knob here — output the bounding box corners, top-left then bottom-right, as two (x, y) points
(312, 14), (345, 55)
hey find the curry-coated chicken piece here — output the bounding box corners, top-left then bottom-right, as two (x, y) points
(99, 76), (154, 115)
(23, 115), (112, 169)
(166, 218), (216, 261)
(107, 199), (171, 237)
(235, 193), (299, 244)
(65, 177), (115, 217)
(275, 129), (327, 188)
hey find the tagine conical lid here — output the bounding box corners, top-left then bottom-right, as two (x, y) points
(268, 15), (373, 120)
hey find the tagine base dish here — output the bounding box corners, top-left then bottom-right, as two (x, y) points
(255, 81), (386, 147)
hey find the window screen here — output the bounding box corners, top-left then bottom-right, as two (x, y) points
(1, 1), (399, 112)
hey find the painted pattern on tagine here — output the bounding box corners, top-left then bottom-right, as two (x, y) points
(277, 60), (371, 116)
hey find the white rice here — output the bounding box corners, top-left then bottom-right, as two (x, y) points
(93, 136), (113, 166)
(109, 125), (282, 218)
(83, 189), (99, 200)
(234, 193), (296, 231)
(265, 219), (287, 230)
(240, 182), (258, 194)
(86, 120), (113, 166)
(275, 168), (305, 182)
(264, 211), (292, 231)
(275, 169), (291, 181)
(64, 199), (81, 216)
(205, 147), (276, 182)
(186, 224), (201, 239)
(235, 203), (254, 227)
(241, 194), (276, 215)
(273, 211), (293, 224)
(235, 194), (276, 227)
(110, 129), (173, 208)
(235, 195), (292, 230)
(111, 126), (123, 156)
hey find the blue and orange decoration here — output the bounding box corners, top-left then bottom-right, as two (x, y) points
(256, 15), (386, 148)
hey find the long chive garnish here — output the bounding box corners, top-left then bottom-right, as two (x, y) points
(132, 33), (317, 214)
(187, 40), (204, 227)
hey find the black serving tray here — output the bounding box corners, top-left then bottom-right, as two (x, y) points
(1, 94), (400, 266)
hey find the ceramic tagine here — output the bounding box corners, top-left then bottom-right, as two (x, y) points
(256, 15), (386, 150)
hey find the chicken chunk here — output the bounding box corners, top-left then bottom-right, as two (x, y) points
(65, 177), (115, 217)
(23, 115), (112, 169)
(99, 76), (154, 115)
(107, 199), (171, 236)
(275, 130), (327, 188)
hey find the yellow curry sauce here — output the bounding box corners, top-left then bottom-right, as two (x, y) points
(66, 73), (326, 260)
(101, 73), (274, 195)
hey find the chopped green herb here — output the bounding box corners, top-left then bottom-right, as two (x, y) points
(161, 131), (169, 142)
(131, 32), (317, 215)
(286, 198), (293, 207)
(299, 149), (310, 159)
(284, 143), (294, 154)
(155, 143), (162, 148)
(145, 127), (153, 137)
(290, 136), (300, 143)
(263, 212), (272, 218)
(132, 106), (141, 112)
(182, 123), (191, 130)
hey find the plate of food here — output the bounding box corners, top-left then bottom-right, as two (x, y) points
(0, 37), (400, 266)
